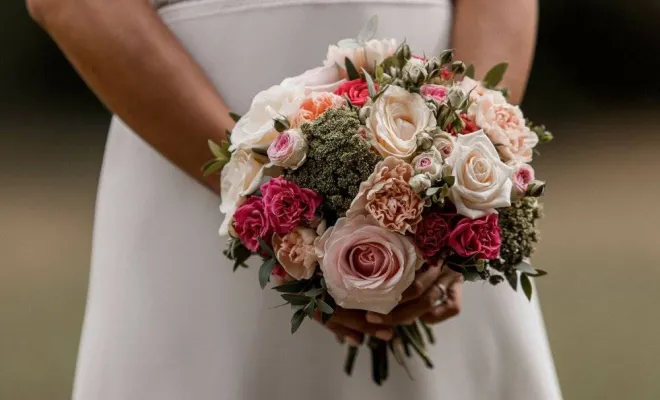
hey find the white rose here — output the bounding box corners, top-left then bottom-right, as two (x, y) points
(266, 129), (307, 170)
(447, 131), (514, 218)
(325, 38), (397, 74)
(229, 84), (306, 152)
(368, 85), (437, 160)
(280, 64), (345, 94)
(468, 93), (539, 163)
(218, 149), (268, 236)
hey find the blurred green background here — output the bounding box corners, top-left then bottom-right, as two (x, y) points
(1, 0), (659, 399)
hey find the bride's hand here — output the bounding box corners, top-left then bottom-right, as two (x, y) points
(315, 308), (394, 346)
(364, 266), (463, 326)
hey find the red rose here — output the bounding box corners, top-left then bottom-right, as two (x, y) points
(261, 177), (322, 235)
(414, 210), (452, 261)
(233, 196), (271, 252)
(446, 113), (479, 135)
(441, 66), (454, 80)
(334, 79), (376, 107)
(449, 214), (501, 260)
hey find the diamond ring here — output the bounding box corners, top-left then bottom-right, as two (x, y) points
(433, 282), (448, 307)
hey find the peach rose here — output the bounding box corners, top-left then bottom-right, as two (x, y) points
(315, 215), (419, 314)
(273, 227), (318, 281)
(468, 93), (539, 163)
(291, 92), (346, 128)
(347, 157), (424, 235)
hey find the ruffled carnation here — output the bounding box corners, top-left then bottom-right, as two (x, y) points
(261, 177), (322, 235)
(414, 210), (452, 262)
(273, 227), (318, 280)
(449, 214), (501, 260)
(233, 196), (271, 252)
(347, 157), (424, 235)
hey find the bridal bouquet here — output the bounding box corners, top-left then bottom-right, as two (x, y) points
(205, 17), (553, 384)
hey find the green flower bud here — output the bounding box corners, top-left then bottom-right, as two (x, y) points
(416, 131), (434, 151)
(438, 49), (454, 66)
(273, 115), (290, 133)
(525, 181), (546, 197)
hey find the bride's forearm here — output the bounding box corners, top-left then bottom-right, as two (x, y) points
(452, 0), (538, 104)
(28, 0), (233, 192)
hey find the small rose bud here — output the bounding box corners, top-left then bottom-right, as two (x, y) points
(416, 131), (434, 151)
(273, 115), (290, 133)
(412, 152), (443, 180)
(404, 63), (428, 86)
(425, 57), (442, 75)
(525, 180), (546, 197)
(358, 106), (372, 124)
(408, 174), (433, 194)
(396, 43), (412, 61)
(450, 61), (466, 75)
(438, 49), (453, 66)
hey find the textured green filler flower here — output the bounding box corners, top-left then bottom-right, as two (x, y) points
(285, 108), (381, 220)
(489, 198), (543, 272)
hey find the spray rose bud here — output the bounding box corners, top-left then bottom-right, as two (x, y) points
(409, 174), (433, 194)
(267, 129), (308, 170)
(403, 62), (428, 86)
(425, 57), (442, 75)
(416, 131), (434, 151)
(526, 180), (546, 197)
(438, 49), (453, 66)
(396, 43), (412, 61)
(412, 151), (443, 180)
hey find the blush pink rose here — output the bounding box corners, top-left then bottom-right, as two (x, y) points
(315, 215), (420, 314)
(334, 79), (375, 107)
(420, 84), (449, 103)
(267, 129), (307, 170)
(261, 177), (322, 235)
(233, 196), (271, 252)
(273, 227), (318, 280)
(449, 214), (501, 260)
(512, 163), (535, 199)
(414, 211), (452, 262)
(347, 157), (425, 235)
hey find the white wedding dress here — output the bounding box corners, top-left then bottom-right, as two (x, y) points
(73, 0), (562, 399)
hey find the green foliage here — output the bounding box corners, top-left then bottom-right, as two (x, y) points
(286, 108), (381, 220)
(202, 140), (231, 177)
(223, 238), (253, 271)
(229, 112), (242, 123)
(345, 57), (361, 81)
(482, 62), (508, 88)
(464, 64), (475, 79)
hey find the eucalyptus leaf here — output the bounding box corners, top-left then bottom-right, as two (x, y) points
(258, 258), (276, 289)
(229, 112), (242, 123)
(356, 15), (379, 43)
(507, 271), (518, 291)
(521, 273), (533, 301)
(257, 237), (275, 258)
(362, 68), (377, 98)
(202, 159), (226, 177)
(515, 260), (537, 275)
(465, 64), (475, 79)
(337, 38), (362, 49)
(442, 175), (456, 188)
(304, 301), (317, 319)
(304, 288), (325, 298)
(345, 57), (361, 81)
(291, 309), (306, 334)
(281, 294), (312, 306)
(315, 299), (335, 314)
(483, 62), (508, 88)
(527, 269), (548, 278)
(273, 280), (308, 293)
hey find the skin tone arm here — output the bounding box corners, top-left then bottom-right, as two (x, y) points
(27, 0), (235, 193)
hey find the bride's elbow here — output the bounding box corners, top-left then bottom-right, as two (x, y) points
(26, 0), (67, 24)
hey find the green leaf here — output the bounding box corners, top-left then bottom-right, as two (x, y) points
(257, 237), (275, 258)
(521, 273), (533, 301)
(208, 140), (224, 158)
(483, 62), (508, 88)
(304, 301), (317, 319)
(507, 272), (518, 291)
(375, 65), (384, 83)
(528, 269), (548, 278)
(315, 298), (335, 314)
(514, 260), (537, 275)
(442, 175), (456, 188)
(438, 49), (453, 66)
(281, 294), (312, 306)
(345, 57), (361, 81)
(426, 187), (441, 197)
(258, 258), (276, 289)
(465, 64), (475, 79)
(357, 15), (379, 43)
(291, 309), (306, 334)
(201, 159), (226, 177)
(362, 68), (377, 98)
(273, 280), (308, 293)
(229, 112), (242, 123)
(304, 288), (325, 298)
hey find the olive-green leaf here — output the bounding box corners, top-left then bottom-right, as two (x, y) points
(345, 57), (361, 81)
(528, 269), (548, 278)
(257, 237), (275, 258)
(521, 273), (533, 301)
(483, 62), (508, 88)
(362, 68), (377, 98)
(304, 288), (325, 298)
(465, 64), (475, 79)
(208, 140), (224, 158)
(201, 159), (225, 177)
(281, 294), (312, 306)
(273, 280), (308, 293)
(258, 258), (276, 289)
(442, 175), (456, 188)
(229, 112), (242, 123)
(315, 299), (335, 314)
(291, 309), (306, 334)
(304, 301), (316, 319)
(507, 272), (518, 291)
(514, 260), (537, 275)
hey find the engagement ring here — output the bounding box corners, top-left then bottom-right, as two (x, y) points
(433, 282), (448, 307)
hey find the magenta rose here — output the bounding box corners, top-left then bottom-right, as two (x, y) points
(414, 211), (452, 261)
(233, 196), (271, 252)
(449, 214), (501, 260)
(334, 79), (376, 107)
(261, 177), (323, 235)
(420, 84), (449, 103)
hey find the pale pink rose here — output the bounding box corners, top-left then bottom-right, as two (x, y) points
(273, 227), (318, 280)
(433, 132), (455, 159)
(315, 215), (419, 314)
(347, 157), (425, 235)
(291, 92), (346, 128)
(412, 151), (443, 180)
(468, 93), (539, 163)
(511, 163), (535, 199)
(267, 129), (307, 170)
(325, 39), (397, 75)
(420, 84), (449, 103)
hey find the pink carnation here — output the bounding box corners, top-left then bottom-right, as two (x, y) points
(414, 210), (452, 261)
(334, 79), (375, 107)
(419, 84), (449, 103)
(233, 196), (271, 252)
(261, 177), (323, 235)
(449, 214), (501, 260)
